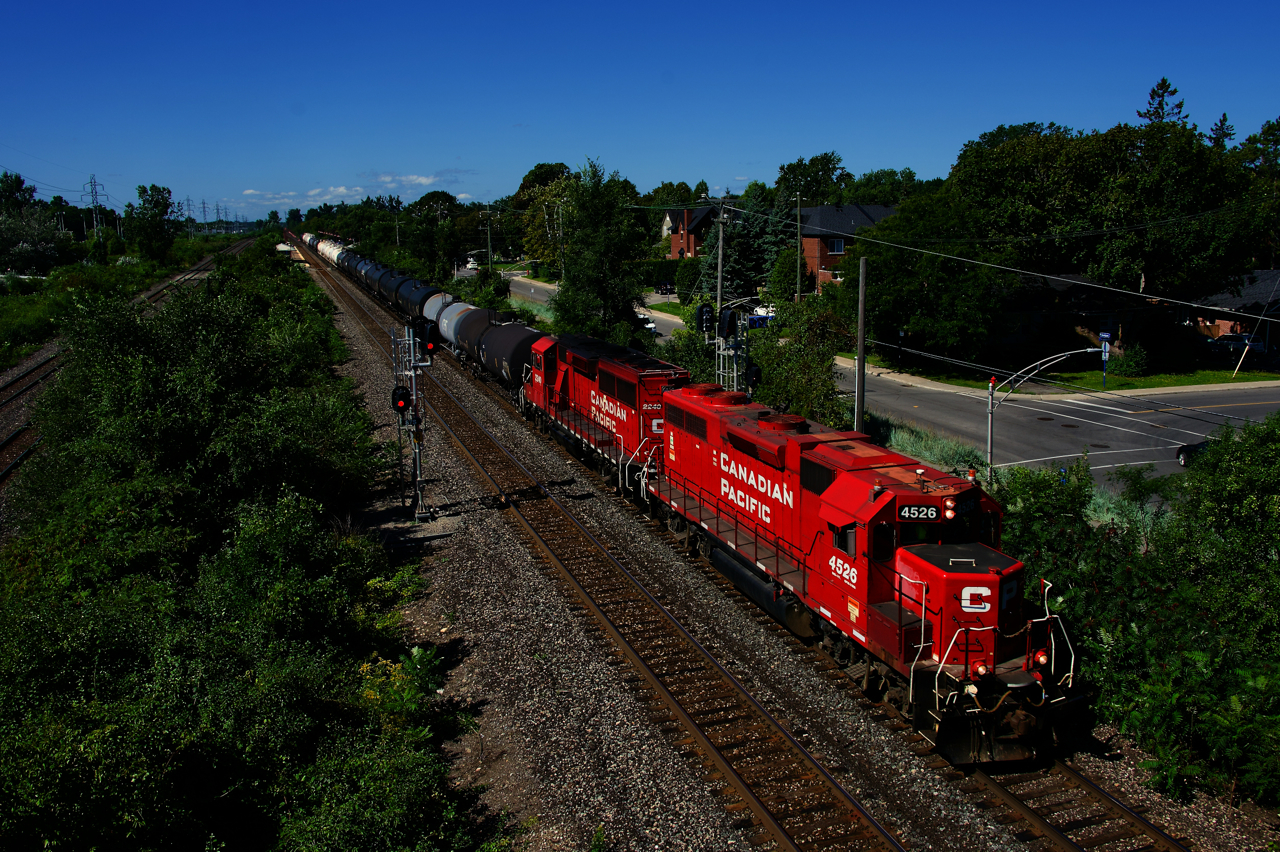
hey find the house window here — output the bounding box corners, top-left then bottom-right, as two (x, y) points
(829, 238), (844, 254)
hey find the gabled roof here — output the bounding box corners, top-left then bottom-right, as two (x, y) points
(1200, 270), (1280, 313)
(799, 204), (894, 238)
(665, 206), (734, 234)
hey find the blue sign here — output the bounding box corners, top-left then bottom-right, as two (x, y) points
(1099, 332), (1112, 340)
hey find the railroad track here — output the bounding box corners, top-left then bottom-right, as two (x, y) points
(297, 239), (908, 852)
(0, 238), (256, 487)
(964, 761), (1191, 852)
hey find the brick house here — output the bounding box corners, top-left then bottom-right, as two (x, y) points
(662, 206), (718, 260)
(798, 204), (895, 287)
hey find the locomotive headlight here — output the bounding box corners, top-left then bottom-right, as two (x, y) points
(973, 663), (989, 677)
(944, 497), (957, 510)
(944, 509), (957, 520)
(1035, 651), (1050, 666)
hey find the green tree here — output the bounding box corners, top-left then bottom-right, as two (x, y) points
(749, 298), (845, 421)
(1137, 76), (1187, 125)
(0, 171), (37, 216)
(266, 209), (282, 227)
(514, 162), (571, 208)
(551, 160), (648, 345)
(123, 184), (178, 262)
(697, 182), (787, 303)
(766, 246), (816, 304)
(775, 152), (848, 207)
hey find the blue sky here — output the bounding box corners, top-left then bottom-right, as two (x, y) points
(4, 0), (1278, 219)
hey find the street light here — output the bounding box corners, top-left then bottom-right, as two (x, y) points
(986, 348), (1102, 482)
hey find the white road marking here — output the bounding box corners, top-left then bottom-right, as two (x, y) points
(998, 446), (1181, 467)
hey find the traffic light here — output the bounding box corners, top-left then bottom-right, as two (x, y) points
(392, 385), (412, 414)
(746, 363), (763, 390)
(695, 303), (714, 333)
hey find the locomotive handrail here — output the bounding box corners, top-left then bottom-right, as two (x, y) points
(621, 437), (655, 493)
(1035, 581), (1076, 686)
(900, 576), (931, 705)
(934, 624), (998, 704)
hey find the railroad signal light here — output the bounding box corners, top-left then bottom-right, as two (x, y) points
(392, 385), (411, 413)
(746, 364), (762, 390)
(696, 304), (715, 333)
(1035, 651), (1050, 667)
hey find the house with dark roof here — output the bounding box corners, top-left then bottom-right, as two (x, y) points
(662, 207), (718, 260)
(1197, 270), (1280, 346)
(798, 204), (895, 287)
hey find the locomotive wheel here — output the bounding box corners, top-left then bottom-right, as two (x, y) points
(696, 532), (714, 560)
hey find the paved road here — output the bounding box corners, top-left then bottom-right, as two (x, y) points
(508, 277), (689, 339)
(836, 360), (1280, 477)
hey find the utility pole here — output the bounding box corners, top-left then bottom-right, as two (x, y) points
(796, 193), (802, 300)
(715, 200), (725, 318)
(480, 204), (494, 270)
(557, 204), (565, 283)
(201, 199), (209, 235)
(855, 257), (868, 433)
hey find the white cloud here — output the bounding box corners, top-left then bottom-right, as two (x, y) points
(402, 174), (437, 186)
(455, 193), (472, 200)
(734, 176), (749, 181)
(307, 188), (323, 196)
(242, 189), (260, 195)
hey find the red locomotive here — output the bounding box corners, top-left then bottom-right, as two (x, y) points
(524, 333), (689, 495)
(633, 382), (1082, 763)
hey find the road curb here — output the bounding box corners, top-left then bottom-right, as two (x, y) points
(832, 356), (1280, 399)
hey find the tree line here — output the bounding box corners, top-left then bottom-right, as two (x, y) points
(0, 238), (518, 849)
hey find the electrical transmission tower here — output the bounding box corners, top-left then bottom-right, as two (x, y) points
(81, 174), (105, 235)
(185, 196), (195, 238)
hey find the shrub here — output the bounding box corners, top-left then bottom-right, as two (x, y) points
(1108, 340), (1151, 377)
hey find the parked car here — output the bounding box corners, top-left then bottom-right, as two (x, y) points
(636, 311), (658, 334)
(654, 281), (675, 295)
(1214, 333), (1267, 355)
(466, 258), (479, 270)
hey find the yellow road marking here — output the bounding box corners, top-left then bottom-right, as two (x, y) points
(1128, 400), (1280, 414)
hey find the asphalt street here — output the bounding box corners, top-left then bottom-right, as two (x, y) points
(836, 361), (1280, 478)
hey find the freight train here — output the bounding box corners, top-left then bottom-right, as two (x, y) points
(298, 232), (1085, 764)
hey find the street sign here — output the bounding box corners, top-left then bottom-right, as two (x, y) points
(1101, 341), (1110, 361)
(1099, 332), (1112, 340)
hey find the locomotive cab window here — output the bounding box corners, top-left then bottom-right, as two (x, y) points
(829, 523), (855, 555)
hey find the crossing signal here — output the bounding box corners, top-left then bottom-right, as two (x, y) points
(392, 385), (411, 413)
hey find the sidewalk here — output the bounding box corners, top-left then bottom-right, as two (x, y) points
(833, 355), (1280, 399)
